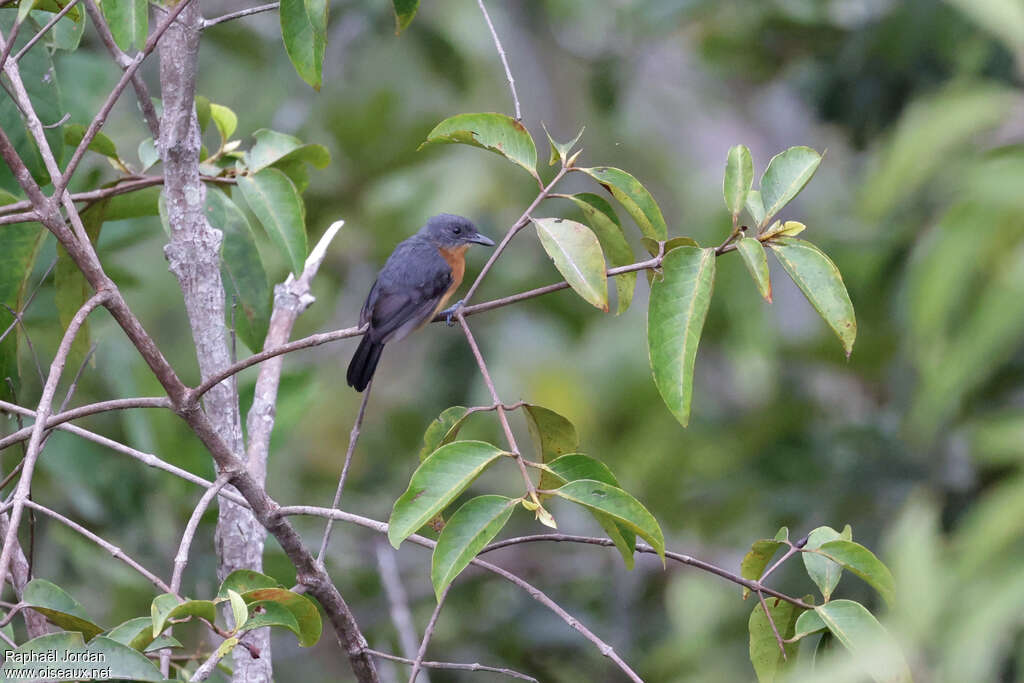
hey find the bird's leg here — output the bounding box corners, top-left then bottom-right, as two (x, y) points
(440, 299), (464, 327)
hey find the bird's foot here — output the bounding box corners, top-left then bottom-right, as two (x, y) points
(441, 299), (464, 327)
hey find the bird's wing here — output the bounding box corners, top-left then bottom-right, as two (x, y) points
(366, 243), (452, 343)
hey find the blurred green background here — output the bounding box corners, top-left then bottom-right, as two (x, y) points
(5, 0), (1024, 680)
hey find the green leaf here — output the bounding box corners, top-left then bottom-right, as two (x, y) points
(801, 526), (844, 602)
(543, 123), (584, 166)
(248, 129), (330, 173)
(217, 570), (280, 599)
(533, 217), (608, 311)
(55, 201), (103, 367)
(745, 190), (766, 227)
(735, 237), (772, 302)
(418, 406), (471, 461)
(280, 0), (328, 90)
(813, 600), (913, 683)
(106, 616), (158, 651)
(431, 495), (516, 600)
(561, 193), (636, 314)
(758, 146), (822, 225)
(580, 166), (667, 241)
(0, 220), (44, 402)
(23, 579), (104, 641)
(524, 404), (579, 493)
(388, 441), (507, 547)
(552, 479), (665, 562)
(205, 189), (271, 352)
(237, 167), (308, 276)
(648, 246), (716, 427)
(0, 633), (165, 681)
(792, 608), (827, 640)
(150, 595), (217, 638)
(768, 237), (856, 357)
(209, 103), (238, 143)
(227, 589), (249, 632)
(811, 540), (896, 608)
(63, 124), (119, 160)
(137, 138), (159, 171)
(143, 635), (182, 652)
(392, 0), (419, 34)
(748, 598), (801, 683)
(18, 0), (37, 23)
(239, 600), (301, 639)
(196, 96), (211, 134)
(52, 13), (85, 51)
(102, 0), (147, 51)
(724, 144), (754, 217)
(545, 454), (636, 568)
(215, 636), (240, 659)
(739, 539), (785, 599)
(420, 113), (538, 178)
(237, 588), (321, 647)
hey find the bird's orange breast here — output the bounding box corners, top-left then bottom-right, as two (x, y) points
(435, 244), (469, 313)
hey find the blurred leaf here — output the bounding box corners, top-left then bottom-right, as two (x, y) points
(63, 123), (118, 160)
(150, 595), (217, 638)
(813, 600), (912, 683)
(580, 166), (667, 240)
(944, 0), (1024, 54)
(812, 540), (896, 607)
(802, 526), (844, 602)
(745, 190), (766, 227)
(735, 237), (772, 302)
(217, 569), (280, 599)
(206, 189), (271, 352)
(533, 217), (609, 311)
(227, 589), (249, 632)
(138, 138), (159, 171)
(740, 538), (785, 599)
(209, 103), (238, 143)
(389, 441), (507, 547)
(860, 83), (1013, 218)
(792, 608), (827, 640)
(418, 405), (471, 461)
(724, 144), (754, 217)
(23, 578), (104, 641)
(648, 246), (716, 427)
(561, 193), (636, 314)
(642, 236), (699, 257)
(104, 187), (160, 220)
(195, 95), (211, 134)
(769, 237), (856, 357)
(238, 588), (321, 647)
(543, 123), (584, 166)
(248, 129), (330, 173)
(759, 147), (822, 225)
(546, 453), (636, 568)
(748, 598), (800, 682)
(763, 220), (806, 239)
(216, 636), (239, 659)
(420, 113), (538, 178)
(524, 404), (579, 493)
(0, 633), (164, 681)
(51, 12), (84, 51)
(0, 220), (44, 402)
(143, 635), (181, 652)
(102, 0), (146, 51)
(239, 600), (301, 639)
(106, 616), (158, 651)
(280, 0), (328, 90)
(238, 167), (308, 276)
(55, 200), (104, 367)
(392, 0), (418, 34)
(552, 480), (665, 561)
(431, 495), (516, 600)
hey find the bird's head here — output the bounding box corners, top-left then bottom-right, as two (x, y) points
(420, 214), (495, 249)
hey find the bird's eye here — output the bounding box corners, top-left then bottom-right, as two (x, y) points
(453, 226), (462, 234)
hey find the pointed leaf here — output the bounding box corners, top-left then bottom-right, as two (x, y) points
(736, 237), (772, 302)
(648, 246), (716, 427)
(23, 579), (104, 640)
(0, 633), (164, 681)
(641, 237), (699, 257)
(237, 167), (308, 276)
(280, 0), (328, 90)
(209, 103), (237, 143)
(102, 0), (147, 51)
(812, 540), (895, 607)
(418, 406), (471, 461)
(724, 144), (754, 217)
(740, 539), (785, 599)
(63, 124), (119, 160)
(106, 617), (160, 651)
(793, 608), (827, 640)
(392, 0), (418, 34)
(814, 600), (912, 683)
(801, 526), (844, 602)
(769, 237), (856, 357)
(420, 113), (538, 178)
(543, 123), (584, 166)
(217, 569), (280, 599)
(238, 588), (321, 647)
(552, 479), (664, 561)
(227, 589), (249, 631)
(389, 441), (507, 547)
(533, 217), (608, 311)
(138, 137), (159, 171)
(746, 189), (766, 227)
(248, 128), (330, 173)
(748, 598), (801, 683)
(431, 495), (516, 599)
(580, 166), (667, 240)
(759, 147), (822, 224)
(150, 595), (217, 638)
(561, 193), (636, 314)
(206, 189), (271, 351)
(524, 404), (579, 493)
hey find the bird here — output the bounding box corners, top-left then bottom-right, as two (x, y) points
(346, 214), (495, 392)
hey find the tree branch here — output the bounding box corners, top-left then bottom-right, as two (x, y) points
(367, 649), (536, 682)
(475, 0), (521, 121)
(201, 3), (280, 29)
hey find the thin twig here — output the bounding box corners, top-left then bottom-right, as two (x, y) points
(12, 0), (82, 62)
(374, 541), (427, 682)
(367, 649), (536, 682)
(475, 0), (521, 121)
(408, 585), (449, 683)
(756, 589), (788, 659)
(201, 2), (280, 29)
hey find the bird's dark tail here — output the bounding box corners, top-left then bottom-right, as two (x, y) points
(347, 336), (383, 392)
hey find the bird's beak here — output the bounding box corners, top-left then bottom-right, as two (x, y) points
(468, 232), (496, 247)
